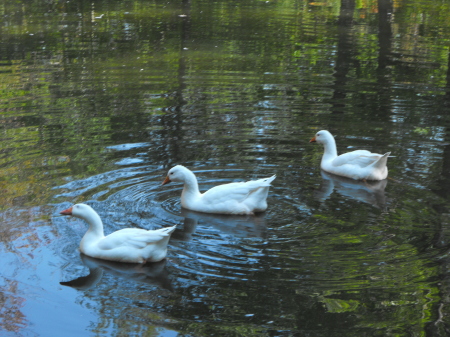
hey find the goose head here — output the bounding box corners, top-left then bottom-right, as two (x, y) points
(310, 130), (334, 145)
(60, 203), (98, 221)
(162, 165), (190, 185)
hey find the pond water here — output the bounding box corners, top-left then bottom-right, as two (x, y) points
(2, 0), (450, 336)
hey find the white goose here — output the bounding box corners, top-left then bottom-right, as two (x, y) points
(162, 165), (276, 215)
(60, 204), (176, 263)
(310, 130), (390, 181)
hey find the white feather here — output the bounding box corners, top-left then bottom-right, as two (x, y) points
(60, 204), (176, 263)
(162, 165), (276, 215)
(311, 130), (390, 181)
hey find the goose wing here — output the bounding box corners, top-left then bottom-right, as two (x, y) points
(332, 150), (383, 168)
(201, 182), (254, 205)
(98, 227), (175, 250)
(201, 177), (274, 205)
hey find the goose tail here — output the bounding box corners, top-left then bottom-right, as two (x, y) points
(159, 225), (177, 235)
(260, 174), (276, 186)
(372, 152), (390, 169)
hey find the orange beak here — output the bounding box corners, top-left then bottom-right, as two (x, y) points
(60, 206), (73, 216)
(162, 176), (171, 186)
(309, 136), (316, 143)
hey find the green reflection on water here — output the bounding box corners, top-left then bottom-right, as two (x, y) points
(2, 0), (450, 335)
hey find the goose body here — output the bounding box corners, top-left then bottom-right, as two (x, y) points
(310, 130), (390, 181)
(60, 204), (176, 263)
(162, 165), (276, 215)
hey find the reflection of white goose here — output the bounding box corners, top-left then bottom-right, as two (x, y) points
(60, 204), (176, 263)
(310, 130), (390, 181)
(174, 208), (267, 239)
(60, 254), (172, 291)
(162, 165), (276, 215)
(314, 170), (387, 207)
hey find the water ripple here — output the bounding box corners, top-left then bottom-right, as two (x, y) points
(52, 158), (443, 293)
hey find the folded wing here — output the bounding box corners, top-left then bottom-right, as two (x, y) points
(201, 175), (276, 206)
(98, 227), (175, 250)
(332, 150), (383, 168)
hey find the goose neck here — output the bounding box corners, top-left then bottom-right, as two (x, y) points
(83, 211), (105, 238)
(322, 137), (338, 159)
(182, 171), (201, 196)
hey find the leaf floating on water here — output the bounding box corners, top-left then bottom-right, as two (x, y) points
(308, 2), (329, 6)
(413, 127), (430, 135)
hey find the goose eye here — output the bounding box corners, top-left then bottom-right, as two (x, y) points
(170, 172), (174, 175)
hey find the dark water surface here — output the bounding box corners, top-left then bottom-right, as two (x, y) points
(2, 0), (450, 336)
